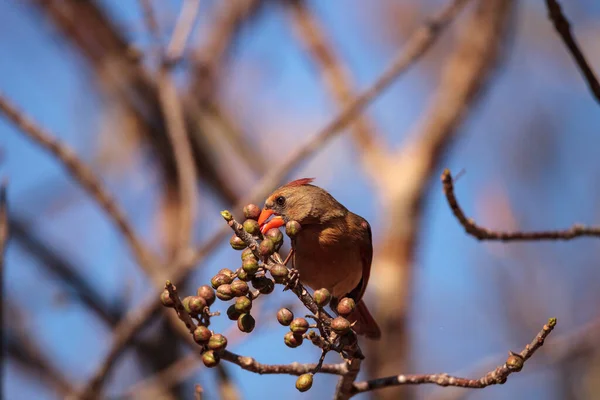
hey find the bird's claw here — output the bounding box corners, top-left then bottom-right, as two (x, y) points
(283, 268), (300, 291)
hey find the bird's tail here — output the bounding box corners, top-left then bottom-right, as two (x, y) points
(349, 300), (381, 340)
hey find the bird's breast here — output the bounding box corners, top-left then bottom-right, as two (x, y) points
(293, 225), (363, 298)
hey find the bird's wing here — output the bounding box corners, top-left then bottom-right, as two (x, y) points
(349, 216), (373, 302)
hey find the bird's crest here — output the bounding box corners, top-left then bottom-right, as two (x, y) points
(284, 177), (315, 188)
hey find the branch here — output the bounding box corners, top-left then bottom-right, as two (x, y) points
(221, 351), (345, 376)
(0, 93), (160, 272)
(164, 277), (346, 376)
(352, 318), (556, 394)
(140, 0), (200, 256)
(442, 169), (600, 240)
(287, 0), (385, 169)
(165, 0), (202, 64)
(545, 0), (600, 104)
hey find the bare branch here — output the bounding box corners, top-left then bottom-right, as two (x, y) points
(166, 0), (202, 64)
(353, 318), (556, 394)
(442, 169), (600, 240)
(0, 93), (160, 272)
(287, 0), (385, 169)
(164, 278), (346, 376)
(545, 0), (600, 104)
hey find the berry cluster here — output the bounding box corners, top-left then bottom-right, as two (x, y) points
(162, 203), (360, 392)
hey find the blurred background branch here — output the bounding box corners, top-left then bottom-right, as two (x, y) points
(3, 0), (600, 399)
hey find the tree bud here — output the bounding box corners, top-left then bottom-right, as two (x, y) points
(290, 318), (309, 334)
(264, 228), (283, 248)
(243, 204), (261, 220)
(202, 350), (220, 368)
(207, 334), (228, 352)
(237, 313), (256, 333)
(230, 280), (249, 297)
(331, 316), (351, 334)
(193, 326), (212, 344)
(216, 284), (234, 301)
(230, 234), (246, 250)
(227, 305), (242, 321)
(277, 308), (294, 326)
(197, 285), (216, 306)
(243, 219), (261, 236)
(235, 297), (253, 313)
(242, 258), (259, 275)
(313, 288), (331, 307)
(295, 374), (313, 392)
(284, 331), (303, 348)
(269, 264), (288, 284)
(211, 273), (232, 289)
(285, 220), (301, 238)
(187, 296), (207, 315)
(258, 239), (275, 257)
(160, 290), (174, 307)
(336, 297), (356, 317)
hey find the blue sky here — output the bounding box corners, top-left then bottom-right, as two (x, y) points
(3, 1), (600, 399)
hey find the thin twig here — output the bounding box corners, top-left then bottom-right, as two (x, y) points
(166, 277), (346, 376)
(141, 0), (200, 256)
(545, 0), (600, 104)
(0, 181), (7, 271)
(166, 0), (202, 64)
(287, 0), (385, 170)
(352, 318), (556, 394)
(441, 169), (600, 240)
(0, 93), (160, 273)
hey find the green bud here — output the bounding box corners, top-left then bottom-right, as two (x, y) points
(235, 296), (253, 313)
(290, 318), (309, 334)
(313, 288), (331, 307)
(242, 258), (259, 275)
(241, 248), (256, 261)
(160, 289), (174, 308)
(197, 285), (216, 306)
(277, 308), (294, 326)
(202, 350), (220, 368)
(264, 228), (283, 248)
(284, 331), (303, 348)
(182, 296), (193, 314)
(207, 334), (228, 352)
(216, 284), (234, 301)
(237, 268), (252, 282)
(336, 297), (356, 317)
(218, 268), (235, 279)
(237, 313), (256, 333)
(270, 264), (288, 284)
(295, 373), (313, 392)
(285, 220), (301, 238)
(187, 296), (207, 315)
(243, 219), (261, 236)
(227, 305), (242, 321)
(220, 210), (233, 221)
(211, 273), (232, 289)
(243, 204), (261, 220)
(230, 234), (247, 250)
(258, 238), (275, 257)
(259, 279), (275, 294)
(331, 316), (351, 334)
(230, 280), (249, 297)
(193, 326), (212, 344)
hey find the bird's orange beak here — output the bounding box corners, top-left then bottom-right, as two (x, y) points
(258, 209), (285, 234)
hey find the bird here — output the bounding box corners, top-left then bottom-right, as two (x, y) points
(257, 178), (381, 339)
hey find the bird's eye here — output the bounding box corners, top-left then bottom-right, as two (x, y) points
(275, 196), (286, 206)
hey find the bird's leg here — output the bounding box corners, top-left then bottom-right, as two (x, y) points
(283, 248), (295, 265)
(283, 267), (300, 291)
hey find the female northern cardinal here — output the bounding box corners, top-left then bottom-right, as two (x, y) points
(258, 178), (381, 339)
